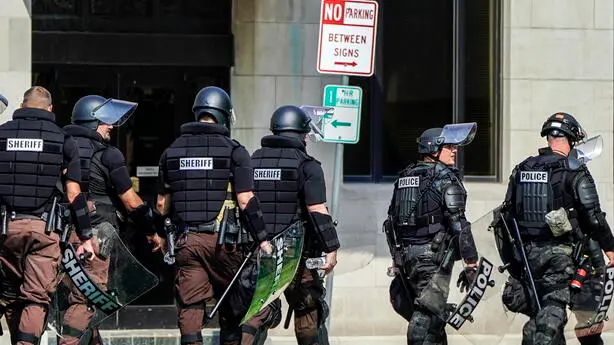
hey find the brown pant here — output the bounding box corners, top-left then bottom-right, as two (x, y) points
(242, 267), (325, 345)
(174, 232), (244, 345)
(0, 219), (61, 345)
(59, 230), (110, 345)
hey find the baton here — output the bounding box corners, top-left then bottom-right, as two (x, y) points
(203, 245), (257, 326)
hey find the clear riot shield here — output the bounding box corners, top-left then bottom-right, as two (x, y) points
(416, 209), (514, 345)
(48, 222), (159, 343)
(240, 221), (305, 324)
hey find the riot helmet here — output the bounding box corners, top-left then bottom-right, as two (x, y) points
(416, 122), (477, 154)
(270, 105), (312, 138)
(0, 93), (8, 116)
(540, 112), (585, 145)
(72, 95), (137, 130)
(192, 86), (234, 130)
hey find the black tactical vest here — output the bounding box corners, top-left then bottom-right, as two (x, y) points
(0, 108), (65, 214)
(164, 123), (238, 225)
(513, 150), (578, 237)
(393, 162), (454, 240)
(64, 125), (106, 194)
(251, 135), (311, 236)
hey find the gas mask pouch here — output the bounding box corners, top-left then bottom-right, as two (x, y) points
(545, 207), (573, 237)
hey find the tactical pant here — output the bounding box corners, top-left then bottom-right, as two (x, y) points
(521, 241), (574, 345)
(174, 231), (244, 345)
(59, 229), (110, 345)
(403, 243), (449, 345)
(241, 266), (326, 345)
(0, 219), (61, 345)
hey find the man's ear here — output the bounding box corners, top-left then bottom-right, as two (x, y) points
(48, 105), (53, 112)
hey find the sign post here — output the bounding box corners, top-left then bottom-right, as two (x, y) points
(316, 0), (378, 331)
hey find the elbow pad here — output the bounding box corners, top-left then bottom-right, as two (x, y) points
(586, 211), (614, 252)
(70, 193), (93, 241)
(308, 212), (340, 253)
(129, 203), (162, 236)
(243, 196), (268, 243)
(458, 225), (478, 264)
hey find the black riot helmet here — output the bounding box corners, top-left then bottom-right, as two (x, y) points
(540, 112), (585, 145)
(417, 122), (477, 155)
(192, 86), (234, 130)
(270, 105), (312, 138)
(417, 127), (445, 154)
(72, 95), (137, 130)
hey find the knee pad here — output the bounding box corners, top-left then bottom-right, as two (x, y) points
(578, 333), (604, 345)
(180, 332), (203, 344)
(219, 327), (241, 344)
(241, 324), (269, 345)
(14, 302), (48, 345)
(262, 299), (282, 329)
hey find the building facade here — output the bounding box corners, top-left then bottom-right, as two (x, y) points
(1, 0), (612, 337)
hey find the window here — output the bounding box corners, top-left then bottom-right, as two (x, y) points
(344, 0), (501, 181)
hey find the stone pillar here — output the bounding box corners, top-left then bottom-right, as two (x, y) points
(0, 0), (31, 124)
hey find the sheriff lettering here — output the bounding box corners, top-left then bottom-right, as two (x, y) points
(61, 247), (121, 313)
(6, 138), (44, 152)
(519, 171), (548, 183)
(254, 169), (282, 181)
(179, 157), (213, 170)
(398, 176), (420, 188)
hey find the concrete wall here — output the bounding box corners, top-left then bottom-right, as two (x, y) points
(0, 0), (31, 123)
(229, 0), (614, 338)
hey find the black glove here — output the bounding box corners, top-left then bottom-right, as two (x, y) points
(457, 266), (478, 293)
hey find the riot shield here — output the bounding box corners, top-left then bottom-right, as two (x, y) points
(0, 93), (8, 115)
(572, 135), (603, 164)
(414, 209), (514, 344)
(240, 220), (305, 324)
(48, 222), (159, 343)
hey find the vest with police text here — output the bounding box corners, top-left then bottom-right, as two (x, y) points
(251, 135), (310, 236)
(0, 109), (65, 213)
(165, 123), (238, 225)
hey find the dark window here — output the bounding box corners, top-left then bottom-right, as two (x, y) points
(32, 0), (79, 15)
(344, 0), (501, 181)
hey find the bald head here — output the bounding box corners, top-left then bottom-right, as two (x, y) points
(21, 86), (53, 111)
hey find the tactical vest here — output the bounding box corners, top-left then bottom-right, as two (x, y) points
(393, 162), (451, 240)
(513, 153), (578, 237)
(0, 109), (65, 214)
(71, 133), (106, 194)
(251, 135), (311, 236)
(164, 123), (238, 225)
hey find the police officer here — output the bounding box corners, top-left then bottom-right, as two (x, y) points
(501, 112), (614, 345)
(0, 86), (95, 345)
(155, 86), (272, 345)
(385, 124), (479, 345)
(59, 95), (159, 344)
(243, 105), (340, 345)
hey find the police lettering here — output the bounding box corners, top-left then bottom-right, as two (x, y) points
(61, 247), (121, 313)
(448, 259), (494, 330)
(179, 157), (213, 170)
(254, 169), (282, 181)
(398, 176), (420, 189)
(519, 171), (548, 183)
(6, 138), (44, 152)
(594, 266), (614, 323)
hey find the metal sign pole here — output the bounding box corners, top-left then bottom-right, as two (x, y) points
(324, 75), (349, 330)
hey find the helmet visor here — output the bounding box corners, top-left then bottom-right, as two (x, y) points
(0, 94), (7, 116)
(299, 105), (333, 142)
(440, 122), (477, 146)
(92, 99), (138, 126)
(572, 135), (603, 164)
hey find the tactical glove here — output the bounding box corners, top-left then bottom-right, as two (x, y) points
(457, 266), (478, 293)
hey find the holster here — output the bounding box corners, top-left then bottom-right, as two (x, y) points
(56, 203), (73, 245)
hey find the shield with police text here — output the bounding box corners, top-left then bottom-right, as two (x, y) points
(240, 221), (305, 324)
(48, 222), (159, 343)
(416, 209), (514, 344)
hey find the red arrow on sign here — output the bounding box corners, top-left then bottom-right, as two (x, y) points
(334, 61), (358, 67)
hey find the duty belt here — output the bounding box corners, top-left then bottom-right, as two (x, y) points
(409, 214), (443, 227)
(186, 221), (218, 234)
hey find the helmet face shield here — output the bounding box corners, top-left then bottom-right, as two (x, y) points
(0, 94), (7, 116)
(439, 122), (477, 147)
(572, 135), (603, 164)
(92, 99), (138, 126)
(299, 105), (333, 143)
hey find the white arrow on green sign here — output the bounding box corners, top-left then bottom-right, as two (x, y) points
(321, 85), (362, 144)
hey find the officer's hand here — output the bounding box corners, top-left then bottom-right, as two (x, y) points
(259, 240), (273, 255)
(147, 234), (165, 253)
(457, 265), (478, 293)
(320, 250), (338, 276)
(605, 251), (614, 267)
(76, 239), (95, 261)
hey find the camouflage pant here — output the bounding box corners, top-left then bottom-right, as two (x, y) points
(521, 241), (574, 345)
(401, 243), (450, 345)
